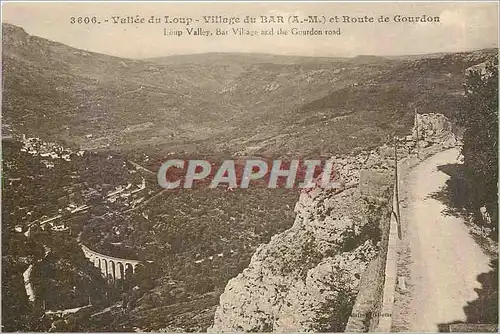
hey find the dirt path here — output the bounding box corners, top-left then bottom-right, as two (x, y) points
(403, 148), (491, 331)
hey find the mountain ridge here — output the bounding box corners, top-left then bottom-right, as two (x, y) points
(2, 22), (496, 159)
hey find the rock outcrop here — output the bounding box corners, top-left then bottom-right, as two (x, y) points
(208, 113), (456, 332)
(210, 148), (395, 332)
(210, 113), (458, 332)
(412, 113), (457, 148)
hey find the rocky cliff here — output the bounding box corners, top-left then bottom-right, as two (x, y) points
(209, 149), (397, 332)
(210, 112), (457, 332)
(412, 113), (458, 148)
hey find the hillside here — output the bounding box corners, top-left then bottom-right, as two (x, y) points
(209, 114), (461, 332)
(2, 23), (232, 153)
(2, 22), (497, 332)
(3, 23), (495, 158)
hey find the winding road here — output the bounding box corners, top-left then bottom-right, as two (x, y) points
(404, 148), (491, 331)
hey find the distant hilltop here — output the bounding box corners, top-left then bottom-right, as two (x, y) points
(2, 21), (497, 158)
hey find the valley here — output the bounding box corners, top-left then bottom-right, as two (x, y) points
(1, 22), (496, 332)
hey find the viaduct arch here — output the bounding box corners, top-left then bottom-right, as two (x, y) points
(81, 244), (141, 281)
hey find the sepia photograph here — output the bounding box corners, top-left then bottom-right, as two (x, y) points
(1, 1), (498, 332)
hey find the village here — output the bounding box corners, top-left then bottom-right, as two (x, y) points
(6, 134), (153, 237)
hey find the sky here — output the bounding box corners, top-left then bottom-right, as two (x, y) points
(2, 1), (498, 59)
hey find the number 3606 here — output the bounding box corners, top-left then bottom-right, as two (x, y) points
(70, 17), (98, 24)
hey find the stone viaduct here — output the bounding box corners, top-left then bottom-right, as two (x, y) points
(81, 244), (141, 280)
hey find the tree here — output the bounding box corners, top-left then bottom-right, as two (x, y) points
(459, 58), (498, 231)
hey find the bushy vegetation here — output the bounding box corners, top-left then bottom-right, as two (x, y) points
(2, 22), (498, 331)
(459, 58), (498, 233)
(2, 140), (298, 331)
